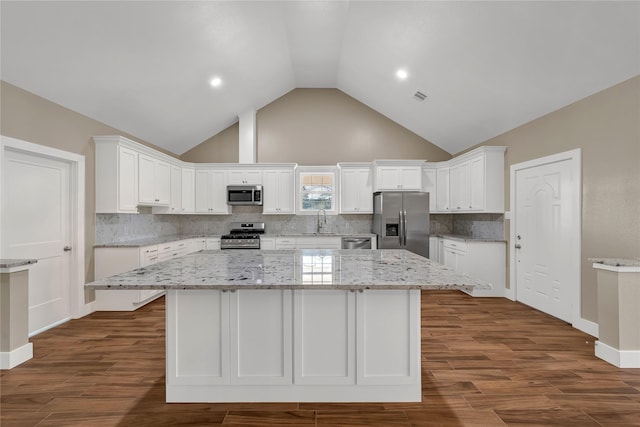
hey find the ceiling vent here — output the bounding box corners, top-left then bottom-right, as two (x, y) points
(413, 91), (427, 102)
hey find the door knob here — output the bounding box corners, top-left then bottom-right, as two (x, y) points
(63, 246), (72, 252)
(514, 244), (522, 249)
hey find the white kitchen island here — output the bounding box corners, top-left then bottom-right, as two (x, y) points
(86, 249), (489, 403)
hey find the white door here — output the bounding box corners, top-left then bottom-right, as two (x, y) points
(4, 149), (72, 334)
(512, 151), (580, 323)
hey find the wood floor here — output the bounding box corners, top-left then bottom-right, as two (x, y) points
(2, 291), (639, 427)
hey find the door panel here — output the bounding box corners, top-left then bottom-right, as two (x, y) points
(4, 150), (71, 334)
(515, 159), (573, 322)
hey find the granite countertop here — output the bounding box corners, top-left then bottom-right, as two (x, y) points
(94, 234), (220, 248)
(589, 257), (640, 268)
(266, 233), (376, 238)
(433, 234), (507, 243)
(85, 249), (490, 292)
(0, 259), (38, 270)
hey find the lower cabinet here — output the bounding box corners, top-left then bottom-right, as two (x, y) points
(94, 238), (194, 311)
(439, 237), (506, 297)
(166, 288), (421, 402)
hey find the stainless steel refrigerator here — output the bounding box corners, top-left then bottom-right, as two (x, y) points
(372, 191), (430, 258)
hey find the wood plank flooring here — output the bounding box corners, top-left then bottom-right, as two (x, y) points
(2, 291), (639, 426)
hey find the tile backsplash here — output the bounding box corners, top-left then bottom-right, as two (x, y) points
(96, 209), (504, 244)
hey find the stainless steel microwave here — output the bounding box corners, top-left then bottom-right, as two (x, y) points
(227, 185), (263, 206)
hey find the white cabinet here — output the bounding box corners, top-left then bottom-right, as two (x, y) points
(181, 168), (195, 213)
(437, 146), (505, 213)
(356, 290), (420, 385)
(260, 237), (276, 250)
(190, 237), (206, 252)
(263, 169), (295, 214)
(275, 237), (297, 249)
(373, 164), (422, 191)
(157, 240), (189, 262)
(166, 288), (421, 402)
(296, 236), (341, 249)
(293, 290), (356, 385)
(206, 237), (221, 250)
(94, 244), (165, 311)
(229, 290), (293, 385)
(421, 166), (437, 211)
(339, 165), (373, 214)
(435, 167), (450, 212)
(440, 238), (506, 297)
(94, 137), (139, 213)
(443, 239), (469, 275)
(227, 169), (262, 185)
(429, 236), (439, 262)
(138, 153), (170, 206)
(449, 161), (472, 212)
(195, 169), (229, 214)
(169, 165), (182, 213)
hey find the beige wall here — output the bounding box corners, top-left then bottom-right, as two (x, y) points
(181, 122), (239, 163)
(181, 88), (452, 164)
(0, 81), (178, 299)
(474, 75), (640, 323)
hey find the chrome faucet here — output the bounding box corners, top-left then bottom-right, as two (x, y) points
(316, 209), (327, 233)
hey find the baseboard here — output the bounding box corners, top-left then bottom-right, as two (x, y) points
(573, 317), (599, 338)
(74, 301), (95, 319)
(504, 287), (515, 301)
(29, 317), (70, 338)
(595, 341), (640, 368)
(0, 343), (33, 369)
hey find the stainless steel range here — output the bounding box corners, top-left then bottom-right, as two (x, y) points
(220, 222), (265, 249)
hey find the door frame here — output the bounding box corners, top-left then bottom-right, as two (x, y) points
(508, 148), (582, 326)
(0, 135), (91, 323)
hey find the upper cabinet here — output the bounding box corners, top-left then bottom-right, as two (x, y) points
(426, 146), (506, 214)
(194, 168), (229, 214)
(421, 165), (437, 212)
(372, 160), (424, 191)
(227, 169), (262, 185)
(181, 168), (195, 214)
(339, 163), (373, 214)
(95, 136), (139, 213)
(263, 167), (295, 214)
(138, 153), (170, 206)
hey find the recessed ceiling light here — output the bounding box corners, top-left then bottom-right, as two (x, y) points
(210, 77), (222, 88)
(396, 69), (408, 80)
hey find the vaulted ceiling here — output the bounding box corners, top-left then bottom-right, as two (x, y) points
(1, 1), (638, 155)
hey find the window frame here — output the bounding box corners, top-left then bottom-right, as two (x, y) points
(296, 166), (339, 215)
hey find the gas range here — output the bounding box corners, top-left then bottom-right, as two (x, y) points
(220, 222), (265, 249)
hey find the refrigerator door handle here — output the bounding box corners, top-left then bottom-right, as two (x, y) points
(403, 210), (408, 247)
(398, 211), (404, 246)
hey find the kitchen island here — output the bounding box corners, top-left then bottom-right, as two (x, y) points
(86, 249), (489, 402)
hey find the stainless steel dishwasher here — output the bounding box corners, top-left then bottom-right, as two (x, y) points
(341, 236), (372, 249)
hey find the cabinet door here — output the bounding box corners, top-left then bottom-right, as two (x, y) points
(262, 170), (279, 213)
(230, 290), (293, 385)
(138, 154), (156, 204)
(450, 162), (471, 211)
(340, 169), (359, 213)
(356, 290), (420, 385)
(422, 168), (437, 212)
(170, 165), (182, 212)
(260, 237), (276, 250)
(167, 290), (230, 385)
(210, 170), (229, 214)
(277, 170), (294, 213)
(293, 290), (356, 385)
(206, 238), (221, 250)
(399, 167), (421, 190)
(469, 156), (485, 211)
(435, 167), (449, 212)
(117, 146), (138, 212)
(428, 237), (439, 262)
(375, 167), (400, 190)
(356, 169), (373, 212)
(181, 168), (195, 213)
(228, 170), (262, 185)
(155, 160), (171, 205)
(194, 170), (211, 213)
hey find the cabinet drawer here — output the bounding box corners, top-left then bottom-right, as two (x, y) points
(443, 240), (467, 252)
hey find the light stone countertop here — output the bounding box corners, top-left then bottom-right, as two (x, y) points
(434, 234), (507, 243)
(589, 257), (640, 268)
(85, 249), (491, 292)
(0, 259), (38, 269)
(94, 234), (220, 248)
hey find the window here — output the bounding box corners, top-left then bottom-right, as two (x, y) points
(299, 172), (335, 212)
